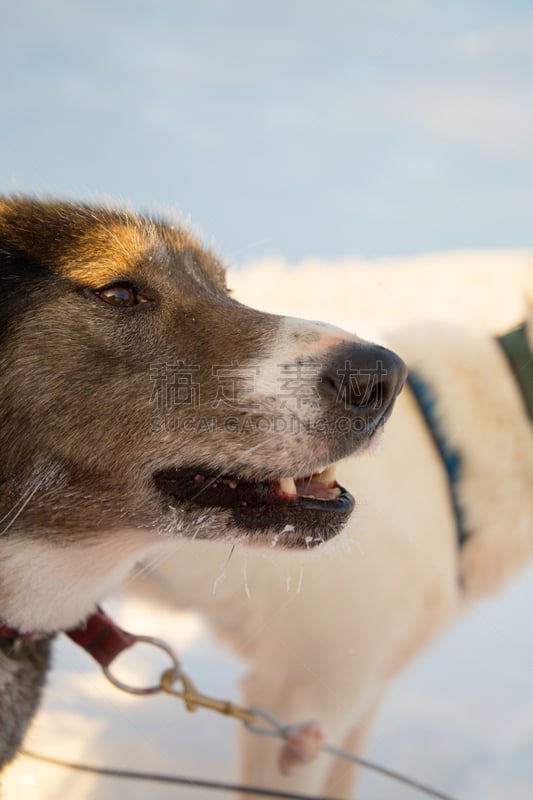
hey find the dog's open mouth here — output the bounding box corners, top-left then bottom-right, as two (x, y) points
(154, 464), (353, 511)
(154, 464), (354, 543)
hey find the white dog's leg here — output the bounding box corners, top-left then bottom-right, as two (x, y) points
(238, 659), (383, 799)
(323, 699), (381, 798)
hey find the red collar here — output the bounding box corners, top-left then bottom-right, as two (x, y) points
(0, 608), (135, 668)
(0, 624), (32, 641)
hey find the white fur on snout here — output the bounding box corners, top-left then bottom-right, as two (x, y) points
(244, 315), (360, 408)
(280, 316), (362, 353)
(227, 315), (368, 476)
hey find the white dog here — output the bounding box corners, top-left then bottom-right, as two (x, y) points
(135, 257), (533, 798)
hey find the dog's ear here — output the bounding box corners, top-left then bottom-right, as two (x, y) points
(0, 201), (49, 279)
(0, 198), (54, 340)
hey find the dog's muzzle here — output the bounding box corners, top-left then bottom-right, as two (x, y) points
(153, 341), (407, 548)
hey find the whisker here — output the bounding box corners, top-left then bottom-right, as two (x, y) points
(189, 435), (279, 501)
(123, 537), (184, 589)
(212, 544), (236, 595)
(0, 469), (52, 537)
(242, 554), (251, 599)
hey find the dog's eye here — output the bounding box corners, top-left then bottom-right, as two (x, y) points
(94, 283), (149, 307)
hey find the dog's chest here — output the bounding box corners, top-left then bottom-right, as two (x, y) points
(0, 528), (163, 633)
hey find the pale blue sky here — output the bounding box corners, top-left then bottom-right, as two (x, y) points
(2, 0), (532, 260)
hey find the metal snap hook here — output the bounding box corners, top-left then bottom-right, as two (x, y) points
(102, 634), (181, 695)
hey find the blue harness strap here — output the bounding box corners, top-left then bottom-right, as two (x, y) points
(407, 372), (467, 548)
(407, 322), (532, 552)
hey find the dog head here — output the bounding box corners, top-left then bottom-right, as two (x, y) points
(0, 198), (406, 558)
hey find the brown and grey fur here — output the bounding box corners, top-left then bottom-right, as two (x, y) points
(0, 197), (405, 769)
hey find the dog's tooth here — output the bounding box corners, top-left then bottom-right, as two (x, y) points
(317, 465), (336, 487)
(279, 477), (297, 495)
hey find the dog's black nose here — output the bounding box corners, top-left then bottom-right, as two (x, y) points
(319, 342), (407, 425)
